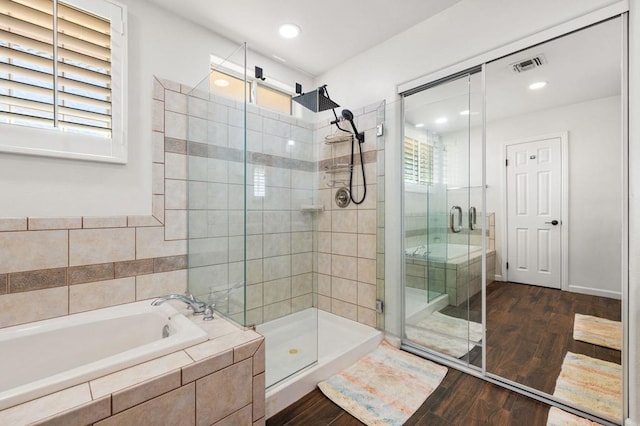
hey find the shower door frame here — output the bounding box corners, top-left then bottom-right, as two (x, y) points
(395, 4), (629, 425)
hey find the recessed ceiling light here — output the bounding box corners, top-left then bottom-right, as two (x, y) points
(279, 23), (301, 39)
(415, 123), (425, 128)
(435, 117), (448, 124)
(459, 110), (470, 116)
(287, 140), (296, 146)
(529, 81), (547, 90)
(213, 79), (229, 87)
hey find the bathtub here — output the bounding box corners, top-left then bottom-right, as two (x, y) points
(406, 243), (482, 261)
(0, 300), (208, 410)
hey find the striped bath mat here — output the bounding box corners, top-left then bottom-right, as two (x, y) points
(553, 352), (622, 421)
(318, 341), (447, 425)
(405, 312), (482, 358)
(573, 314), (621, 350)
(546, 407), (603, 426)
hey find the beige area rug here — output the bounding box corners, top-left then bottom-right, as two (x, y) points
(553, 352), (622, 422)
(405, 312), (483, 358)
(573, 314), (621, 350)
(318, 341), (448, 426)
(546, 407), (603, 426)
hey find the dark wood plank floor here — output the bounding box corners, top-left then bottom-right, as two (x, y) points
(485, 282), (621, 393)
(267, 282), (621, 425)
(266, 367), (550, 425)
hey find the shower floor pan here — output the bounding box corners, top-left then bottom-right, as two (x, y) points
(257, 308), (382, 419)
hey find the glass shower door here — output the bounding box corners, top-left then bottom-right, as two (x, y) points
(402, 70), (483, 368)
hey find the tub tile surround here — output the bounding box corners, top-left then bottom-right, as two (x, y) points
(0, 311), (266, 426)
(0, 77), (191, 329)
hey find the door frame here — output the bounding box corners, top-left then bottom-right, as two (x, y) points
(500, 132), (569, 290)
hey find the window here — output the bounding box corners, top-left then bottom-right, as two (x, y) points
(404, 136), (434, 186)
(0, 0), (126, 163)
(209, 64), (292, 115)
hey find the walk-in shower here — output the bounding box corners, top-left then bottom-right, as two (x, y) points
(182, 44), (384, 418)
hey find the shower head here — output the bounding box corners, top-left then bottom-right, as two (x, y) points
(341, 108), (365, 143)
(291, 85), (340, 113)
(341, 109), (354, 121)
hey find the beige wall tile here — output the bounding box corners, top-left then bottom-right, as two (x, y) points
(0, 286), (68, 328)
(0, 384), (91, 426)
(136, 227), (187, 259)
(182, 349), (233, 384)
(95, 383), (195, 426)
(69, 228), (135, 266)
(165, 111), (187, 140)
(196, 359), (252, 426)
(331, 232), (357, 257)
(152, 163), (165, 195)
(291, 294), (312, 313)
(317, 274), (331, 296)
(263, 300), (291, 322)
(165, 179), (187, 210)
(357, 282), (377, 310)
(28, 217), (82, 230)
(32, 395), (111, 426)
(136, 270), (187, 301)
(152, 131), (165, 163)
(82, 216), (128, 229)
(152, 78), (164, 100)
(317, 253), (331, 275)
(292, 273), (312, 297)
(91, 351), (193, 399)
(185, 332), (262, 362)
(0, 218), (27, 231)
(253, 341), (265, 376)
(154, 255), (187, 273)
(357, 306), (377, 328)
(127, 215), (162, 227)
(213, 404), (252, 426)
(0, 230), (67, 274)
(69, 277), (135, 314)
(291, 253), (312, 276)
(331, 210), (357, 233)
(331, 277), (357, 304)
(317, 294), (331, 312)
(331, 299), (357, 321)
(358, 258), (376, 285)
(331, 255), (357, 281)
(357, 210), (377, 234)
(111, 370), (181, 414)
(253, 372), (265, 421)
(164, 210), (187, 240)
(318, 231), (331, 253)
(0, 274), (6, 295)
(165, 153), (187, 180)
(234, 338), (263, 363)
(357, 234), (377, 259)
(254, 418), (266, 426)
(153, 194), (165, 224)
(152, 100), (164, 132)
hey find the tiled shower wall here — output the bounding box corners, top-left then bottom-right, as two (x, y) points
(181, 87), (317, 327)
(0, 77), (188, 329)
(315, 103), (383, 328)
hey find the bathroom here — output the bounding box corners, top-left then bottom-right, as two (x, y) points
(0, 0), (639, 425)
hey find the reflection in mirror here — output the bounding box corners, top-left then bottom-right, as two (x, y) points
(402, 71), (485, 369)
(485, 17), (623, 423)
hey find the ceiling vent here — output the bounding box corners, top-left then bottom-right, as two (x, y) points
(511, 54), (547, 73)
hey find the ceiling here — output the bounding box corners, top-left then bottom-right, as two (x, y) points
(404, 17), (622, 133)
(146, 0), (463, 77)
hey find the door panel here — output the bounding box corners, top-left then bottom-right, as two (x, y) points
(506, 137), (561, 288)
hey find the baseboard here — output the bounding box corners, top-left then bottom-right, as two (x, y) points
(567, 285), (622, 300)
(494, 274), (505, 282)
(625, 419), (638, 426)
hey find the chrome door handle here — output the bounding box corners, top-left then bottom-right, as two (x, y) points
(450, 206), (462, 233)
(544, 220), (559, 226)
(469, 206), (477, 231)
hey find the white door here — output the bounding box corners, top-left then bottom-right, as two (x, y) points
(506, 137), (562, 288)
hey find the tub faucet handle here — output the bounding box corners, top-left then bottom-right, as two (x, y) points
(203, 304), (215, 321)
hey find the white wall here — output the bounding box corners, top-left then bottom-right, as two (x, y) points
(0, 0), (312, 217)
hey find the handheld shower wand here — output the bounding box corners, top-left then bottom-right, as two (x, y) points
(340, 109), (365, 143)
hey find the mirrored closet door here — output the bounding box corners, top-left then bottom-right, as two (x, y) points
(400, 15), (626, 424)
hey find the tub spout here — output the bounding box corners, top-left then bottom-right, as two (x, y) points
(151, 294), (207, 315)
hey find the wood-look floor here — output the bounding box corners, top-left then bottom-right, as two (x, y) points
(267, 282), (621, 425)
